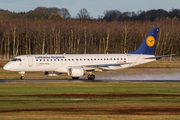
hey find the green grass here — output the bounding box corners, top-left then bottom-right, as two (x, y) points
(1, 60), (180, 119)
(0, 83), (180, 95)
(0, 83), (180, 119)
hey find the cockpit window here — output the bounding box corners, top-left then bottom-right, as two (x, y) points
(11, 58), (21, 61)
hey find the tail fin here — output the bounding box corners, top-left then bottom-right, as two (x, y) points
(129, 28), (159, 55)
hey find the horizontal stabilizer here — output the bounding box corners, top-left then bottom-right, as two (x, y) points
(145, 54), (176, 60)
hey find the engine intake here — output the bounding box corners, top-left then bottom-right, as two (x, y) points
(67, 68), (86, 77)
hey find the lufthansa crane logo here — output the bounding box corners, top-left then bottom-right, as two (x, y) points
(146, 36), (155, 47)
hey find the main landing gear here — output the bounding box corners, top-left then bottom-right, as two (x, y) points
(87, 74), (95, 80)
(19, 71), (25, 80)
(71, 74), (95, 80)
(72, 77), (79, 80)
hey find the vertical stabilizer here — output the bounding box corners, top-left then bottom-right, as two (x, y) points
(129, 28), (159, 55)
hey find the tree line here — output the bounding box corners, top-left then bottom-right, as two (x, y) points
(1, 7), (180, 21)
(103, 9), (180, 21)
(0, 17), (180, 60)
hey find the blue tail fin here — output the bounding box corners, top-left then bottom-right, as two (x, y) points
(129, 28), (159, 55)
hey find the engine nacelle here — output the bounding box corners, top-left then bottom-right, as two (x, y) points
(67, 68), (86, 77)
(44, 71), (62, 76)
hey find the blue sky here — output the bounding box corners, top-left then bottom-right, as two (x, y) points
(1, 0), (180, 18)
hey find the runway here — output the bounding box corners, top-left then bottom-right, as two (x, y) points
(1, 79), (180, 83)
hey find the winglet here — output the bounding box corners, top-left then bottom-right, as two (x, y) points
(129, 28), (159, 55)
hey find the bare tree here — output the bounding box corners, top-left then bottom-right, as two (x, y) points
(76, 8), (90, 20)
(60, 8), (71, 18)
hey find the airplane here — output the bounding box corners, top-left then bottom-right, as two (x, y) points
(3, 28), (172, 80)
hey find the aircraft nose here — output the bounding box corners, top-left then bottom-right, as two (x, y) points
(3, 63), (11, 71)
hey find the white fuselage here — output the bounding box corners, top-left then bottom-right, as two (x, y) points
(3, 54), (156, 73)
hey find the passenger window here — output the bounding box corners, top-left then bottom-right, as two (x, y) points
(91, 59), (93, 61)
(51, 59), (52, 61)
(58, 59), (59, 61)
(121, 58), (122, 60)
(107, 58), (109, 60)
(76, 59), (78, 61)
(87, 59), (89, 61)
(84, 59), (86, 61)
(94, 59), (96, 61)
(65, 59), (66, 61)
(124, 58), (126, 60)
(68, 59), (70, 61)
(114, 58), (116, 60)
(117, 58), (119, 60)
(110, 58), (112, 60)
(72, 59), (74, 61)
(104, 58), (106, 60)
(47, 59), (49, 61)
(61, 59), (63, 61)
(43, 59), (45, 61)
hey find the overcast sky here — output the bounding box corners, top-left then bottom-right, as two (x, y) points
(1, 0), (180, 18)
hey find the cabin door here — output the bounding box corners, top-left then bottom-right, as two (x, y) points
(127, 55), (132, 63)
(28, 56), (33, 67)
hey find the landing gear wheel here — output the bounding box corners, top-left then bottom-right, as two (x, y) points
(87, 74), (95, 80)
(19, 71), (25, 80)
(87, 74), (91, 80)
(72, 77), (79, 80)
(20, 76), (25, 80)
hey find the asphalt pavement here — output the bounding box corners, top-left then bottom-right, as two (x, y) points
(0, 79), (180, 83)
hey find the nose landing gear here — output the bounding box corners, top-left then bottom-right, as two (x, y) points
(20, 76), (25, 80)
(19, 71), (25, 80)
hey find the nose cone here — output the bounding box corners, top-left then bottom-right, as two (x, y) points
(3, 63), (11, 71)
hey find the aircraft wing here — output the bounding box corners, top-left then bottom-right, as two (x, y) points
(69, 62), (129, 71)
(83, 63), (128, 67)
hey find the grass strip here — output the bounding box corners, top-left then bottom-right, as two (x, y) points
(0, 83), (180, 95)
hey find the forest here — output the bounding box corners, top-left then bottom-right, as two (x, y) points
(0, 7), (180, 60)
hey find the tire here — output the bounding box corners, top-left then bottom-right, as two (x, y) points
(87, 74), (91, 80)
(87, 74), (95, 80)
(20, 76), (25, 80)
(90, 74), (95, 80)
(72, 77), (79, 80)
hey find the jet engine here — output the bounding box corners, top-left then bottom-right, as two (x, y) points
(44, 71), (62, 76)
(67, 68), (86, 77)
